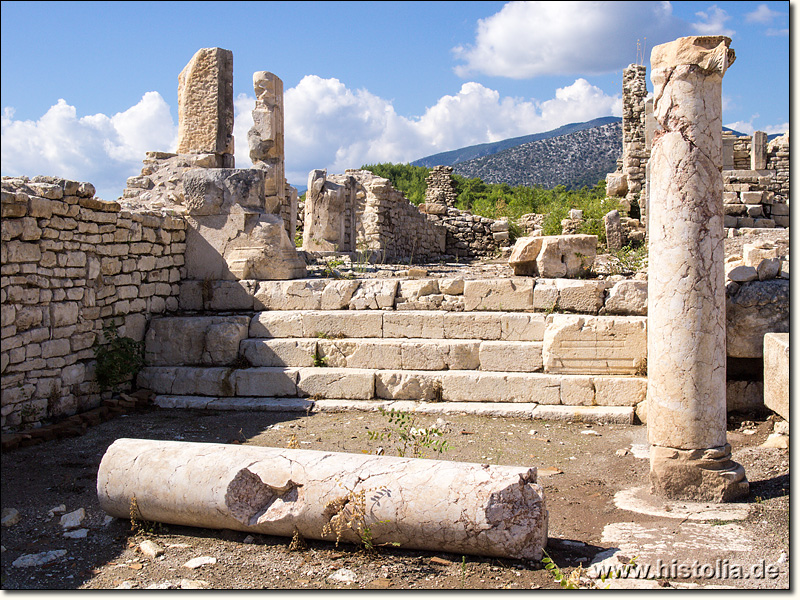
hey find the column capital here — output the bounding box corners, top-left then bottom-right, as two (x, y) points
(651, 35), (735, 75)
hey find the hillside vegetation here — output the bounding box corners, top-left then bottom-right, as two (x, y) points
(362, 163), (621, 239)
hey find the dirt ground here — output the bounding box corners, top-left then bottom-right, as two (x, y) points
(0, 404), (789, 590)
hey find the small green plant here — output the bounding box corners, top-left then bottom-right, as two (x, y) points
(129, 495), (165, 536)
(321, 485), (396, 551)
(313, 349), (328, 368)
(460, 555), (468, 588)
(323, 258), (347, 279)
(608, 244), (648, 275)
(542, 549), (582, 589)
(367, 408), (449, 458)
(94, 323), (144, 391)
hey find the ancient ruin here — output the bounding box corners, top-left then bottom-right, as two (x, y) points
(646, 36), (747, 502)
(0, 38), (790, 581)
(98, 438), (548, 560)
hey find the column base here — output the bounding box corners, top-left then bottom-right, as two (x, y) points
(650, 444), (749, 503)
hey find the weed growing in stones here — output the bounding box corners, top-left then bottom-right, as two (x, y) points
(94, 323), (144, 391)
(367, 408), (449, 458)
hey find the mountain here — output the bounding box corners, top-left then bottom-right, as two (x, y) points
(451, 120), (622, 190)
(411, 116), (621, 168)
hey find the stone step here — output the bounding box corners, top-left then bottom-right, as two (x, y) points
(151, 395), (634, 424)
(240, 337), (543, 372)
(177, 276), (647, 316)
(145, 312), (647, 377)
(137, 366), (646, 407)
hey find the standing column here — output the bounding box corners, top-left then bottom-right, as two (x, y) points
(647, 36), (748, 502)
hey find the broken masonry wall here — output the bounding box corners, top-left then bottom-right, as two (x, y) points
(1, 176), (187, 430)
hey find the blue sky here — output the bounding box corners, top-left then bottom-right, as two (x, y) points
(1, 1), (790, 200)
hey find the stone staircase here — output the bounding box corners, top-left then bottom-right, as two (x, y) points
(137, 277), (648, 424)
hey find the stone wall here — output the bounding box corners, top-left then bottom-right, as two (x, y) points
(621, 64), (649, 211)
(1, 176), (187, 429)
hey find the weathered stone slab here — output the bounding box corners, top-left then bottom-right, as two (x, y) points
(183, 168), (264, 215)
(146, 316), (250, 366)
(375, 371), (443, 401)
(233, 367), (299, 397)
(593, 376), (648, 407)
(349, 280), (398, 310)
(240, 339), (318, 368)
(296, 367), (375, 399)
(536, 235), (597, 278)
(542, 315), (647, 375)
(603, 280), (648, 316)
(250, 311), (305, 338)
(255, 280), (326, 310)
(726, 279), (789, 358)
(97, 439), (548, 560)
(462, 279), (534, 311)
(383, 311), (444, 339)
(304, 310), (383, 339)
(441, 372), (560, 404)
(479, 341), (543, 372)
(443, 312), (501, 340)
(400, 340), (480, 371)
(318, 339), (403, 370)
(176, 47), (234, 156)
(763, 333), (789, 421)
(500, 313), (546, 341)
(531, 405), (634, 424)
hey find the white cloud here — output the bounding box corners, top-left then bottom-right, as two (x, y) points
(691, 4), (735, 37)
(1, 92), (176, 200)
(280, 76), (621, 185)
(766, 28), (789, 37)
(745, 4), (784, 23)
(453, 1), (684, 78)
(725, 115), (789, 136)
(2, 77), (621, 192)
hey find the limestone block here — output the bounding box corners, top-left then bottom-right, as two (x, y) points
(176, 48), (234, 155)
(348, 280), (398, 310)
(508, 237), (543, 276)
(302, 171), (349, 252)
(559, 376), (595, 406)
(603, 280), (648, 316)
(97, 439), (548, 560)
(255, 280), (326, 311)
(532, 280), (559, 312)
(145, 316), (250, 366)
(726, 381), (763, 413)
(320, 280), (360, 310)
(444, 312), (502, 340)
(250, 311), (305, 338)
(183, 169), (264, 215)
(138, 366), (230, 396)
(400, 340), (480, 371)
(606, 173), (628, 197)
(593, 377), (647, 407)
(441, 372), (560, 404)
(726, 280), (789, 358)
(531, 405), (634, 425)
(535, 235), (597, 278)
(757, 258), (781, 281)
(303, 311), (383, 339)
(604, 210), (624, 251)
(463, 279), (533, 311)
(726, 264), (757, 283)
(318, 339), (402, 370)
(500, 313), (546, 341)
(375, 371), (442, 401)
(240, 339), (317, 368)
(234, 367), (299, 397)
(439, 278), (464, 295)
(296, 367), (375, 400)
(543, 315), (647, 375)
(479, 341), (543, 372)
(397, 279), (439, 300)
(383, 311), (444, 339)
(763, 333), (789, 421)
(186, 212), (305, 281)
(555, 280), (607, 314)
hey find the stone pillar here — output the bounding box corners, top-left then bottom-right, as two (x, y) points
(647, 36), (748, 502)
(751, 130), (768, 170)
(176, 47), (234, 167)
(622, 64), (648, 214)
(97, 439), (548, 560)
(248, 72), (286, 203)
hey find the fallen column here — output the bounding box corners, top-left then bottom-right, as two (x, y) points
(97, 439), (548, 560)
(647, 36), (748, 502)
